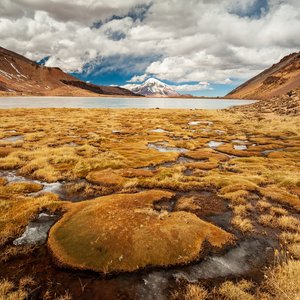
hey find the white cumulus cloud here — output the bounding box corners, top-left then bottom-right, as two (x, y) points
(0, 0), (299, 88)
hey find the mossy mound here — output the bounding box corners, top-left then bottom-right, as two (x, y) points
(119, 168), (155, 178)
(86, 169), (125, 186)
(48, 190), (234, 273)
(0, 182), (43, 197)
(183, 148), (229, 162)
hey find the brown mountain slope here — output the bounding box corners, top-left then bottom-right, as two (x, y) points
(0, 47), (139, 97)
(230, 87), (300, 116)
(226, 52), (300, 100)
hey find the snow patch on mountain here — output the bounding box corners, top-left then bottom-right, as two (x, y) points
(123, 78), (180, 97)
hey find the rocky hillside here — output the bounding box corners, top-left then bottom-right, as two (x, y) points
(227, 52), (300, 100)
(231, 87), (300, 116)
(123, 78), (180, 97)
(0, 47), (138, 97)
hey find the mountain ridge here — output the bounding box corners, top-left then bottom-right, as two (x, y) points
(0, 46), (139, 97)
(226, 51), (300, 100)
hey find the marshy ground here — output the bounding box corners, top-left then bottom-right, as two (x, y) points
(0, 108), (299, 299)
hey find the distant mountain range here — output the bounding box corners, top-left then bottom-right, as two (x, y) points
(0, 47), (138, 97)
(1, 46), (299, 101)
(123, 78), (181, 97)
(227, 51), (300, 100)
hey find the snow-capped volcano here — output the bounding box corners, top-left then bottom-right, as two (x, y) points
(123, 78), (180, 97)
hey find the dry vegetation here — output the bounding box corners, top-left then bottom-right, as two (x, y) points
(48, 190), (234, 273)
(0, 108), (299, 298)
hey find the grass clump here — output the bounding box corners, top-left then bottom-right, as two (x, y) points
(262, 259), (300, 300)
(48, 190), (234, 273)
(0, 277), (34, 300)
(218, 280), (255, 300)
(171, 283), (208, 300)
(260, 186), (300, 211)
(231, 215), (254, 233)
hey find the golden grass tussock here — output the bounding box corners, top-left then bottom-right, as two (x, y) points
(119, 168), (155, 178)
(277, 215), (300, 232)
(257, 200), (272, 211)
(217, 143), (258, 157)
(221, 190), (249, 205)
(218, 280), (255, 300)
(0, 156), (22, 169)
(0, 147), (16, 158)
(0, 245), (35, 263)
(171, 284), (208, 300)
(0, 277), (34, 300)
(48, 190), (234, 273)
(231, 203), (253, 216)
(231, 215), (254, 232)
(0, 182), (42, 197)
(136, 167), (208, 191)
(220, 181), (258, 194)
(185, 161), (219, 170)
(260, 186), (300, 211)
(259, 214), (300, 232)
(183, 148), (229, 162)
(280, 231), (300, 244)
(269, 206), (288, 216)
(287, 243), (300, 259)
(54, 292), (73, 300)
(262, 259), (300, 300)
(86, 169), (126, 187)
(0, 178), (7, 185)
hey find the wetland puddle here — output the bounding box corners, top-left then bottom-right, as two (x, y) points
(207, 141), (224, 148)
(188, 121), (213, 126)
(149, 128), (169, 133)
(13, 212), (58, 245)
(148, 142), (188, 153)
(136, 237), (277, 300)
(232, 139), (248, 150)
(0, 135), (23, 142)
(0, 170), (64, 197)
(233, 144), (247, 150)
(261, 148), (284, 156)
(0, 170), (122, 202)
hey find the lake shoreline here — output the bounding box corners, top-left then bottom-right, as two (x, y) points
(0, 97), (257, 109)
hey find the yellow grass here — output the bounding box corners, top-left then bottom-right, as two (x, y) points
(181, 284), (208, 300)
(260, 186), (300, 211)
(231, 215), (254, 232)
(263, 260), (300, 299)
(0, 107), (299, 296)
(48, 190), (234, 273)
(0, 193), (63, 246)
(218, 280), (255, 300)
(0, 276), (36, 300)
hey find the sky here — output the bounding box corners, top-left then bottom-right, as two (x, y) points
(0, 0), (299, 96)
